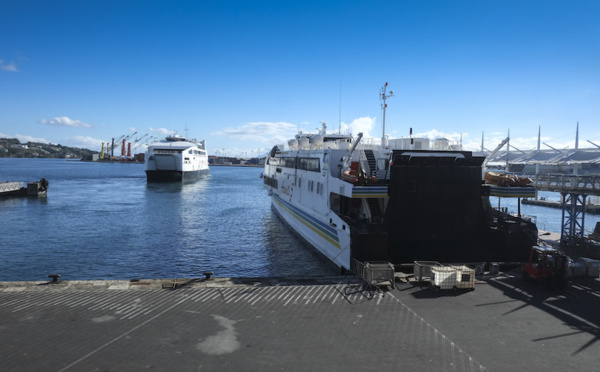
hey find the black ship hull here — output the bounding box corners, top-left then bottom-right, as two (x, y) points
(351, 150), (537, 265)
(145, 169), (209, 183)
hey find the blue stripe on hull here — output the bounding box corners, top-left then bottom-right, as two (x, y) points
(352, 186), (388, 198)
(272, 195), (340, 249)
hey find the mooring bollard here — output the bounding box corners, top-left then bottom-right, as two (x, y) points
(48, 274), (61, 283)
(203, 271), (214, 280)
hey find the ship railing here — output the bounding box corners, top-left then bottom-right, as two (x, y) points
(345, 258), (395, 298)
(356, 138), (381, 149)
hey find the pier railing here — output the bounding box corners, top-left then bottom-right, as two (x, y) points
(0, 182), (24, 194)
(532, 174), (600, 195)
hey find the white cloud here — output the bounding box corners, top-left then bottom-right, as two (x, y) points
(0, 59), (18, 72)
(212, 121), (298, 144)
(412, 129), (464, 142)
(340, 117), (376, 138)
(14, 134), (51, 144)
(40, 116), (92, 128)
(67, 136), (103, 150)
(149, 127), (175, 136)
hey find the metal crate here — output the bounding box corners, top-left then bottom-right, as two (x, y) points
(348, 259), (395, 297)
(413, 261), (442, 282)
(364, 261), (395, 289)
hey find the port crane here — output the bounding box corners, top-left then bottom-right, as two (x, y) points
(107, 131), (138, 158)
(131, 135), (155, 152)
(107, 134), (126, 158)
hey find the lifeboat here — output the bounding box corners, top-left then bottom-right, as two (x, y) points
(342, 161), (377, 185)
(485, 171), (532, 187)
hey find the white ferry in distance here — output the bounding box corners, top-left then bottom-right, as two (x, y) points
(144, 135), (209, 182)
(263, 83), (538, 272)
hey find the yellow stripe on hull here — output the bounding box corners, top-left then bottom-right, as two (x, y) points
(273, 198), (342, 250)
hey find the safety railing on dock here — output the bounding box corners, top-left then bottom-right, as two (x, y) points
(0, 182), (24, 194)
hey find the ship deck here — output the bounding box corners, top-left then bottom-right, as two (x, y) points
(1, 272), (599, 371)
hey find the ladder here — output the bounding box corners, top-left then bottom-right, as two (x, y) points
(364, 150), (377, 176)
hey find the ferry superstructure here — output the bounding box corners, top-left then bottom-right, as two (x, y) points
(144, 135), (209, 182)
(263, 84), (537, 271)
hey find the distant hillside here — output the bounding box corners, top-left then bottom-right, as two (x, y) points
(0, 138), (98, 160)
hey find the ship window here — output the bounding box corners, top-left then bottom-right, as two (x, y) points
(298, 158), (308, 170)
(285, 157), (296, 168)
(276, 167), (282, 173)
(189, 150), (193, 154)
(298, 178), (302, 187)
(154, 149), (183, 154)
(297, 157), (320, 172)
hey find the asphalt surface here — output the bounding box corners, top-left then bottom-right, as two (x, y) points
(0, 272), (598, 372)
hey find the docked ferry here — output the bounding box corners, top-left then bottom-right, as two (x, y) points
(263, 84), (537, 271)
(144, 135), (209, 182)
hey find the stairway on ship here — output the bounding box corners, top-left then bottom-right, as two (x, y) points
(364, 150), (377, 176)
(366, 198), (382, 223)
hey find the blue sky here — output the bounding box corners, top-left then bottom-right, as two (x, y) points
(1, 0), (599, 156)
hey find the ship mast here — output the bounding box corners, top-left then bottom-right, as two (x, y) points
(380, 82), (394, 148)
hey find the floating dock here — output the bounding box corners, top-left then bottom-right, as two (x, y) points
(1, 273), (598, 371)
(0, 179), (48, 197)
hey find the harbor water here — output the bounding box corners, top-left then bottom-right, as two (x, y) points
(0, 158), (337, 281)
(1, 158), (599, 282)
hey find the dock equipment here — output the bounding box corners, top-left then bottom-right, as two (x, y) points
(429, 265), (476, 291)
(347, 259), (394, 297)
(413, 261), (441, 282)
(522, 246), (568, 289)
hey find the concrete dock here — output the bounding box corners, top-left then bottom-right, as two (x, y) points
(1, 273), (599, 371)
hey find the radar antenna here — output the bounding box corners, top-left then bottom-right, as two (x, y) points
(380, 82), (394, 148)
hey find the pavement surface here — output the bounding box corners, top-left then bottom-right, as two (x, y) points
(1, 272), (599, 372)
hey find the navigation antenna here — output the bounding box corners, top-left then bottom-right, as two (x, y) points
(380, 82), (394, 148)
(339, 81), (342, 134)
